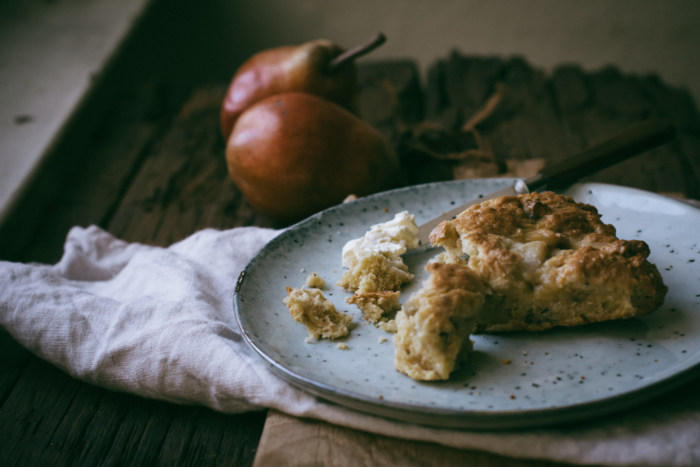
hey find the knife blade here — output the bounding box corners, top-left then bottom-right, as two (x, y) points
(416, 118), (676, 246)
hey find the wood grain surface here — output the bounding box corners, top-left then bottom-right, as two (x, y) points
(254, 411), (583, 467)
(1, 54), (699, 466)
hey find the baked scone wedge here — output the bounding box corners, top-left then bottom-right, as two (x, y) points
(394, 262), (485, 381)
(430, 191), (667, 332)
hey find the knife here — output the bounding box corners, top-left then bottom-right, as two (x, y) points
(416, 119), (676, 246)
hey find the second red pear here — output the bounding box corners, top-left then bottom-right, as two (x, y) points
(226, 92), (400, 223)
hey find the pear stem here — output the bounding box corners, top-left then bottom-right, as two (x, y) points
(329, 33), (386, 72)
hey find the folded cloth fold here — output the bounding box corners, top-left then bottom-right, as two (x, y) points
(1, 225), (699, 466)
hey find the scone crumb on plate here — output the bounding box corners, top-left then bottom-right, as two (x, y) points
(284, 286), (352, 340)
(304, 337), (314, 344)
(336, 343), (349, 350)
(379, 319), (398, 333)
(347, 291), (400, 323)
(305, 272), (326, 288)
(378, 336), (388, 344)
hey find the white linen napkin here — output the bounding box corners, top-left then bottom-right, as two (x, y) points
(1, 225), (699, 466)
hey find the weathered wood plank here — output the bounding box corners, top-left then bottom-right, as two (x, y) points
(211, 411), (268, 467)
(70, 392), (140, 467)
(107, 86), (278, 247)
(99, 397), (170, 467)
(30, 383), (106, 467)
(18, 81), (188, 265)
(426, 53), (504, 128)
(357, 59), (424, 151)
(0, 329), (31, 409)
(253, 410), (576, 467)
(422, 53), (698, 199)
(552, 65), (697, 197)
(0, 357), (82, 465)
(176, 408), (267, 467)
(486, 57), (569, 164)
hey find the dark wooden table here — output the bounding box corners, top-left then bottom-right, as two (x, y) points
(1, 54), (699, 466)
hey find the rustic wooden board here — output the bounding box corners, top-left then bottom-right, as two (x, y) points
(254, 410), (580, 467)
(1, 53), (699, 467)
(106, 86), (278, 248)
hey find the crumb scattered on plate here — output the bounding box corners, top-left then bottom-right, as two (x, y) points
(284, 286), (352, 340)
(336, 343), (349, 350)
(306, 272), (325, 288)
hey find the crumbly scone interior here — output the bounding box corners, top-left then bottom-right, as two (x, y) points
(430, 191), (667, 332)
(338, 252), (413, 293)
(284, 286), (352, 339)
(394, 262), (485, 381)
(338, 212), (419, 322)
(347, 291), (401, 323)
(379, 320), (397, 333)
(338, 253), (411, 323)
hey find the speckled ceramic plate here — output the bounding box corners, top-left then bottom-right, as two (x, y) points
(234, 179), (700, 429)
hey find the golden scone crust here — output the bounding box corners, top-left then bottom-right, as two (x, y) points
(430, 192), (667, 332)
(394, 263), (485, 381)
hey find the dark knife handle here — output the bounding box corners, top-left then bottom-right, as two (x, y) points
(524, 119), (676, 191)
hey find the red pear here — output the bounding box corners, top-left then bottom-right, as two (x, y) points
(226, 92), (400, 223)
(220, 34), (386, 139)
